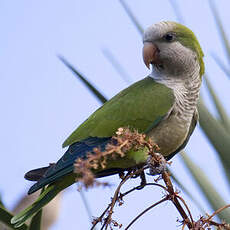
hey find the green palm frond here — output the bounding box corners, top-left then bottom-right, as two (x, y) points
(0, 205), (28, 230)
(181, 151), (230, 221)
(119, 0), (143, 34)
(211, 53), (230, 79)
(209, 0), (230, 63)
(203, 76), (230, 133)
(58, 55), (107, 104)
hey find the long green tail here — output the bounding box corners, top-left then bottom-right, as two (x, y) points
(11, 174), (75, 228)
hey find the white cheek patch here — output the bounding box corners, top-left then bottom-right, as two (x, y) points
(157, 41), (197, 76)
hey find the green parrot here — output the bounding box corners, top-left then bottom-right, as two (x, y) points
(11, 21), (204, 227)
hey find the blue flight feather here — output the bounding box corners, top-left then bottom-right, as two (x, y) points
(28, 137), (111, 194)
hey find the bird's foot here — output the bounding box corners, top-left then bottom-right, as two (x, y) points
(136, 171), (147, 190)
(147, 153), (167, 176)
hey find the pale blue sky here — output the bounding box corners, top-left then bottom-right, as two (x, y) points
(1, 0), (230, 229)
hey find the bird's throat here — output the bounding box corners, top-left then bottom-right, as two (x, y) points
(148, 68), (201, 156)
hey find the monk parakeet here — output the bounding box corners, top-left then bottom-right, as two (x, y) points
(11, 21), (204, 227)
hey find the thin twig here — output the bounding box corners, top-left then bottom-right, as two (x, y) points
(78, 128), (230, 230)
(92, 167), (148, 230)
(104, 172), (132, 230)
(104, 167), (148, 229)
(182, 223), (186, 230)
(162, 171), (193, 229)
(176, 195), (194, 224)
(119, 182), (167, 198)
(125, 197), (168, 229)
(208, 220), (229, 228)
(206, 204), (230, 222)
(90, 205), (111, 230)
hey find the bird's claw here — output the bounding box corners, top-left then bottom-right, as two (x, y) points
(136, 171), (146, 190)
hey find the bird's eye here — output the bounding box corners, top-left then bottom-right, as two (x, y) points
(164, 33), (174, 42)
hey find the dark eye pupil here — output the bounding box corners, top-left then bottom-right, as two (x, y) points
(165, 33), (174, 41)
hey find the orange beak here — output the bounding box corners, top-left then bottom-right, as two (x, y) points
(142, 42), (159, 69)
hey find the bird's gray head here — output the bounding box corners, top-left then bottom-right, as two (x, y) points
(142, 21), (204, 79)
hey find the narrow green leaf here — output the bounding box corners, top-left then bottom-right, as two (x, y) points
(203, 75), (230, 133)
(28, 209), (42, 230)
(181, 151), (230, 222)
(119, 0), (143, 35)
(28, 188), (45, 230)
(211, 53), (230, 79)
(0, 205), (28, 230)
(58, 55), (107, 104)
(209, 0), (230, 64)
(198, 99), (230, 181)
(102, 48), (132, 84)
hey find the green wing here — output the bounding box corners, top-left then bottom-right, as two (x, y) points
(63, 77), (174, 148)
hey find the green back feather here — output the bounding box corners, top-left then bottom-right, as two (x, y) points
(63, 77), (174, 147)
